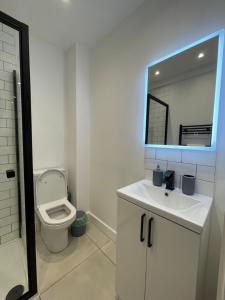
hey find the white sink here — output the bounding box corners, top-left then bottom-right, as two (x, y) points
(117, 180), (213, 233)
(134, 181), (200, 210)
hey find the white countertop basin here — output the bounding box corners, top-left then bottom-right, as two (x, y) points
(117, 180), (213, 233)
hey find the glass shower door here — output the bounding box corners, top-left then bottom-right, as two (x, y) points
(0, 12), (37, 300)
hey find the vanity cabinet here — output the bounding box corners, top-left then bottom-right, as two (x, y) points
(116, 197), (209, 300)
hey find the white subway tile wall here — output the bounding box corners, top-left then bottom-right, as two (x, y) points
(144, 147), (216, 197)
(0, 22), (19, 245)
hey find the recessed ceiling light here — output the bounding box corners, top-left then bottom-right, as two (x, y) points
(155, 70), (160, 76)
(198, 52), (205, 59)
(62, 0), (70, 3)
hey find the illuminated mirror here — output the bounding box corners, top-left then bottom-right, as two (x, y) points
(145, 31), (224, 150)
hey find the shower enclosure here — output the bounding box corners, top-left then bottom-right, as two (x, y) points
(145, 94), (169, 145)
(0, 11), (37, 300)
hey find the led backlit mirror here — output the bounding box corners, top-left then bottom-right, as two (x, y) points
(145, 32), (224, 150)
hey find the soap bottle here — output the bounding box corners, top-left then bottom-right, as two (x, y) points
(153, 165), (163, 187)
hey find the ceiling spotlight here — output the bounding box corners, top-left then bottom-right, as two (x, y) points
(155, 70), (160, 76)
(198, 52), (205, 59)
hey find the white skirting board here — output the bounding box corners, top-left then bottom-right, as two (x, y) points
(35, 209), (117, 242)
(87, 211), (117, 242)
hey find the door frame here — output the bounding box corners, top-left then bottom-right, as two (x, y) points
(145, 93), (169, 145)
(0, 11), (37, 299)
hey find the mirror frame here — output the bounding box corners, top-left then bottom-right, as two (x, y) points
(144, 30), (224, 151)
(0, 11), (37, 300)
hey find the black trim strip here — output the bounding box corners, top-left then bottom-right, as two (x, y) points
(13, 70), (22, 238)
(0, 11), (37, 300)
(145, 93), (169, 145)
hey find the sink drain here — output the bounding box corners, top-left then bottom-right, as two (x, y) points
(6, 285), (24, 300)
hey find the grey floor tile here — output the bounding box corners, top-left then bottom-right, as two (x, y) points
(41, 250), (116, 300)
(86, 222), (110, 248)
(102, 241), (116, 265)
(36, 233), (98, 292)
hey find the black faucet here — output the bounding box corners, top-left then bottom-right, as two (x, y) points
(164, 170), (175, 190)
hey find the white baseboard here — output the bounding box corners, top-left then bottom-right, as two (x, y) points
(35, 210), (117, 242)
(87, 211), (117, 242)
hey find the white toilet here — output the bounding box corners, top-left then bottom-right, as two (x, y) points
(33, 168), (76, 253)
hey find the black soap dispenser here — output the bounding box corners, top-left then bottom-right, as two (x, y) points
(153, 165), (163, 187)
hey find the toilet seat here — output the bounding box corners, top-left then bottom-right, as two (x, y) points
(37, 198), (76, 228)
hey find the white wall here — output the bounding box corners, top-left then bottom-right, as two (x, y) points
(90, 0), (225, 299)
(30, 36), (65, 170)
(151, 70), (215, 145)
(65, 44), (90, 211)
(65, 47), (77, 205)
(75, 44), (90, 212)
(214, 55), (225, 300)
(30, 37), (90, 219)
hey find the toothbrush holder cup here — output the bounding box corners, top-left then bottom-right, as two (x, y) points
(182, 175), (196, 196)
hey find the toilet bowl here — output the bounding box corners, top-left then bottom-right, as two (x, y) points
(34, 168), (76, 253)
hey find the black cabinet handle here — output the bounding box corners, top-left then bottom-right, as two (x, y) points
(140, 213), (146, 242)
(148, 217), (154, 248)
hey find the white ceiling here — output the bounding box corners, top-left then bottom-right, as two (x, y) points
(0, 0), (144, 50)
(149, 36), (218, 90)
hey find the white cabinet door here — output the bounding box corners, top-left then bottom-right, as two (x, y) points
(116, 198), (148, 300)
(145, 212), (200, 300)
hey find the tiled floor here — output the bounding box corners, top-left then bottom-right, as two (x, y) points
(36, 222), (116, 300)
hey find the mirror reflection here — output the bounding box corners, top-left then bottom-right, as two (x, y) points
(145, 36), (219, 147)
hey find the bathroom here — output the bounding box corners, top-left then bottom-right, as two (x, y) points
(0, 0), (225, 299)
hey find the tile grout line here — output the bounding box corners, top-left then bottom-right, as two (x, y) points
(39, 245), (115, 300)
(86, 232), (116, 265)
(85, 221), (117, 263)
(85, 229), (111, 252)
(86, 219), (113, 243)
(99, 244), (116, 266)
(145, 158), (216, 168)
(39, 245), (100, 296)
(82, 227), (116, 264)
(38, 223), (116, 296)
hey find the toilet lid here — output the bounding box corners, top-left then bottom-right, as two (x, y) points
(36, 169), (67, 206)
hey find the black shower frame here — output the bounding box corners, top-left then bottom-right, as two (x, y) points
(0, 11), (37, 299)
(145, 93), (169, 145)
